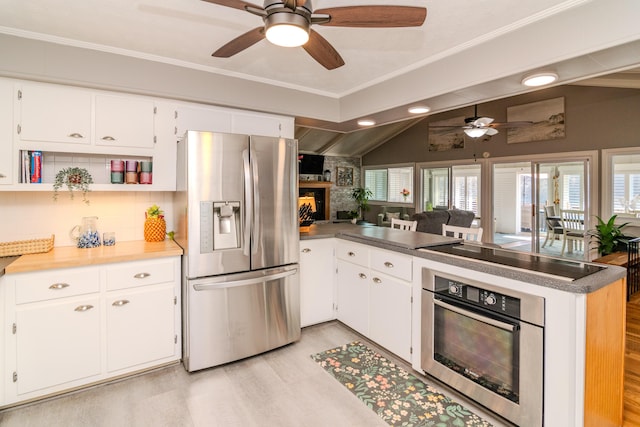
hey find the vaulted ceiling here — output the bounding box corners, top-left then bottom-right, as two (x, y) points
(1, 0), (639, 156)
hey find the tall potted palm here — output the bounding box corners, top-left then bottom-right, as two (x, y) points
(350, 187), (372, 224)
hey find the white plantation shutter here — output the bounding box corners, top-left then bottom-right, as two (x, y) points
(364, 166), (413, 203)
(365, 169), (387, 201)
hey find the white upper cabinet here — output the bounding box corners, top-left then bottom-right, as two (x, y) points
(0, 79), (13, 184)
(94, 94), (155, 149)
(18, 83), (92, 145)
(176, 104), (232, 137)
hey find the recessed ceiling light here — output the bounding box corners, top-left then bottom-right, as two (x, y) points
(357, 119), (375, 126)
(522, 72), (559, 87)
(408, 106), (430, 114)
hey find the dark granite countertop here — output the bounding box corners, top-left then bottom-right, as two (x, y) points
(301, 223), (626, 294)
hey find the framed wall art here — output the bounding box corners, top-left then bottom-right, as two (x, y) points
(428, 116), (465, 151)
(507, 97), (565, 143)
(336, 167), (353, 186)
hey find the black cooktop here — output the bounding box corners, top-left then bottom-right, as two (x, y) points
(426, 243), (604, 281)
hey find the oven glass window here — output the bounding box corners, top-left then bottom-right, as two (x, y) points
(434, 303), (520, 403)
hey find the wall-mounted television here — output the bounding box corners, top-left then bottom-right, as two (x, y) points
(298, 154), (325, 175)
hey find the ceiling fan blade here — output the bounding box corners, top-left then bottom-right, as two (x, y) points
(474, 117), (494, 126)
(491, 121), (534, 128)
(201, 0), (262, 11)
(212, 27), (265, 57)
(303, 29), (345, 70)
(315, 6), (427, 27)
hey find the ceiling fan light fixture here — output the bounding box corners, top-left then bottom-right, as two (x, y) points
(265, 13), (310, 47)
(408, 105), (430, 114)
(464, 127), (489, 138)
(357, 119), (376, 126)
(522, 72), (558, 87)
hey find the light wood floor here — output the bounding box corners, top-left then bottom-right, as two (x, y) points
(0, 321), (508, 427)
(624, 294), (640, 426)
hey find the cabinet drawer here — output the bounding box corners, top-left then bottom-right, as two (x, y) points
(370, 249), (412, 282)
(15, 267), (100, 304)
(106, 258), (175, 291)
(336, 241), (369, 267)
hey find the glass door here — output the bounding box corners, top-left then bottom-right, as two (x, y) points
(492, 159), (589, 260)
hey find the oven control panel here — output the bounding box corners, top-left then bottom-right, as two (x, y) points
(434, 275), (520, 318)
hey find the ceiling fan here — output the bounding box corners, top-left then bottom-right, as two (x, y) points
(202, 0), (427, 70)
(429, 105), (533, 138)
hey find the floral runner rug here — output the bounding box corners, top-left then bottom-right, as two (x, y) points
(311, 341), (493, 427)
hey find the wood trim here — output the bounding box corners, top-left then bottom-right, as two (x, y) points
(585, 278), (626, 427)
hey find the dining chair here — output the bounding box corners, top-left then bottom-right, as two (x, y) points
(390, 218), (417, 231)
(442, 224), (483, 242)
(560, 209), (585, 256)
(542, 205), (564, 248)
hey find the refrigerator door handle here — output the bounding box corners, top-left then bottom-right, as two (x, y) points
(192, 268), (298, 291)
(242, 148), (252, 257)
(250, 148), (260, 255)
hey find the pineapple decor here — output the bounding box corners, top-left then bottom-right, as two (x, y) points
(144, 204), (166, 242)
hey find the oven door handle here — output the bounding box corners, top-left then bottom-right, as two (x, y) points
(434, 298), (519, 332)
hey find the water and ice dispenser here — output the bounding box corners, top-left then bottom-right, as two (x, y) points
(200, 201), (241, 252)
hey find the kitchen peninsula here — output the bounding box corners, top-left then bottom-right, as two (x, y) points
(300, 223), (626, 427)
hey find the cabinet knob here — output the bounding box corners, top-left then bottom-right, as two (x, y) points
(348, 251), (356, 257)
(49, 283), (70, 290)
(0, 173), (6, 178)
(68, 132), (84, 139)
(358, 273), (367, 279)
(384, 261), (394, 268)
(134, 272), (151, 279)
(301, 248), (311, 253)
(112, 299), (130, 307)
(74, 304), (94, 312)
(372, 277), (382, 284)
(101, 135), (116, 141)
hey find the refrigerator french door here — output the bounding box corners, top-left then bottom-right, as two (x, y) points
(175, 131), (300, 372)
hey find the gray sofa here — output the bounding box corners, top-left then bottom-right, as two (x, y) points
(410, 209), (475, 235)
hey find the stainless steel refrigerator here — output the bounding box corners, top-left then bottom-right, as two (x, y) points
(174, 131), (300, 372)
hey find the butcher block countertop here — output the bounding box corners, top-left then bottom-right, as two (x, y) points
(4, 240), (183, 274)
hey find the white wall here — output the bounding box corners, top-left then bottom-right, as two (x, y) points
(0, 191), (174, 248)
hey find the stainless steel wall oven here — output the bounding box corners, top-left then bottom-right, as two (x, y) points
(421, 268), (545, 426)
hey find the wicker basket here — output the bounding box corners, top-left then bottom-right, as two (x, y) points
(0, 235), (55, 257)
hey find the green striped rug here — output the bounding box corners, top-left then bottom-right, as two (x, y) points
(311, 341), (494, 427)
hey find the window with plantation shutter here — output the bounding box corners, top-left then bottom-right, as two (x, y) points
(420, 164), (480, 215)
(363, 165), (413, 203)
(610, 153), (640, 215)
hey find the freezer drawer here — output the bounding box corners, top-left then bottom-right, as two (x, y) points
(183, 265), (300, 371)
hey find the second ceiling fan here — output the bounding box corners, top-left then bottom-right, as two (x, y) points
(430, 105), (533, 138)
(202, 0), (427, 70)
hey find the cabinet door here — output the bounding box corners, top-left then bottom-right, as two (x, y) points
(18, 84), (92, 145)
(94, 95), (155, 149)
(106, 285), (175, 372)
(336, 260), (369, 336)
(300, 238), (335, 327)
(369, 273), (412, 362)
(15, 297), (101, 395)
(0, 79), (13, 184)
(176, 105), (232, 137)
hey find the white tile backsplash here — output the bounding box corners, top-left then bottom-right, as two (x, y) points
(0, 191), (175, 247)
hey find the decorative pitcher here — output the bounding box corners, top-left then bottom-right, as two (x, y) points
(70, 216), (101, 248)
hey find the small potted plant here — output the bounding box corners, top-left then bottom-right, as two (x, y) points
(589, 215), (630, 256)
(348, 210), (360, 224)
(144, 204), (167, 242)
(53, 167), (93, 205)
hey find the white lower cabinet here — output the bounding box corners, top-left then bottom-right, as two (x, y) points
(336, 241), (412, 361)
(299, 238), (336, 327)
(15, 296), (101, 395)
(2, 256), (180, 407)
(106, 284), (175, 373)
(336, 259), (369, 336)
